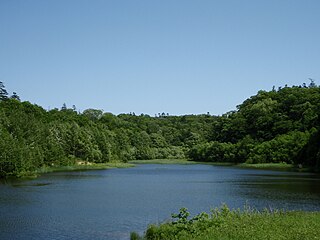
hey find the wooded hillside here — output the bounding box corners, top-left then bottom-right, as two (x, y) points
(1, 81), (319, 177)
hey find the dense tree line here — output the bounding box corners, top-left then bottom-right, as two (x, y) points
(0, 81), (319, 177)
(189, 82), (320, 169)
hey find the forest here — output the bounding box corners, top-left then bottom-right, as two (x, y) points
(0, 81), (320, 177)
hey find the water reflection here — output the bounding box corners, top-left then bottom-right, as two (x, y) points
(237, 172), (320, 195)
(0, 164), (320, 240)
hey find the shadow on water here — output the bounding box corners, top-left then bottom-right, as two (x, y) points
(0, 171), (104, 188)
(236, 173), (320, 196)
(12, 182), (53, 187)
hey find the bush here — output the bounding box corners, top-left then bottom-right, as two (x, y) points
(136, 205), (320, 240)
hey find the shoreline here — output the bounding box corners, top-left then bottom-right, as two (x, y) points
(2, 159), (315, 180)
(3, 162), (135, 180)
(130, 159), (312, 172)
(35, 162), (135, 176)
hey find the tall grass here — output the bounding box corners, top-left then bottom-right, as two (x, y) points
(132, 205), (320, 240)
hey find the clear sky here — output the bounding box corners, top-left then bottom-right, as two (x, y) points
(1, 0), (319, 116)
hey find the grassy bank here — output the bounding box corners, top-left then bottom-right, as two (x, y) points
(129, 159), (316, 174)
(39, 162), (134, 173)
(237, 162), (295, 171)
(132, 205), (320, 240)
(199, 162), (304, 171)
(130, 159), (306, 172)
(236, 162), (314, 172)
(14, 162), (135, 179)
(129, 159), (197, 165)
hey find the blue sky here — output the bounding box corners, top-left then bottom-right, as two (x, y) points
(1, 0), (319, 116)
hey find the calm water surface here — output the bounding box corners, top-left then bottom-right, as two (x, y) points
(1, 164), (320, 240)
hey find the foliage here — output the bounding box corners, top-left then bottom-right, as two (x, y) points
(0, 81), (320, 177)
(133, 205), (320, 240)
(0, 81), (8, 101)
(246, 131), (311, 164)
(188, 84), (320, 168)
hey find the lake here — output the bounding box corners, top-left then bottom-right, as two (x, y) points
(1, 164), (320, 240)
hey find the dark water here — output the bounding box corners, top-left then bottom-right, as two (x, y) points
(1, 164), (320, 240)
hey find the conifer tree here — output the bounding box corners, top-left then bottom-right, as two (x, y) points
(10, 92), (20, 101)
(0, 81), (8, 101)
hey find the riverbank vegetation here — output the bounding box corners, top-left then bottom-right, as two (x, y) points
(3, 161), (134, 179)
(129, 160), (299, 172)
(32, 162), (134, 178)
(1, 80), (320, 177)
(131, 205), (320, 240)
(129, 159), (196, 165)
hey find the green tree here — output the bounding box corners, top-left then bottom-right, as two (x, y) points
(0, 81), (8, 101)
(83, 108), (103, 121)
(10, 92), (20, 101)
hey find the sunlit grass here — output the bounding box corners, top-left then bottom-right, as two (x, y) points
(129, 159), (309, 172)
(15, 162), (135, 179)
(133, 205), (320, 240)
(236, 162), (312, 172)
(239, 162), (293, 169)
(40, 162), (134, 172)
(129, 159), (197, 164)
